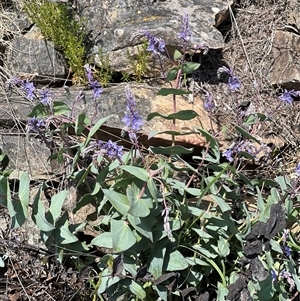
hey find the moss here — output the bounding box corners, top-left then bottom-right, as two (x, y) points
(23, 0), (86, 82)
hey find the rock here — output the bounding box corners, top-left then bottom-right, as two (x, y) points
(270, 30), (300, 90)
(4, 25), (67, 83)
(0, 83), (215, 179)
(80, 0), (233, 75)
(287, 0), (300, 34)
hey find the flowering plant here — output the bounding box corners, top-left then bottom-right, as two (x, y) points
(1, 12), (300, 301)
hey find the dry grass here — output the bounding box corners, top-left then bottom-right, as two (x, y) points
(197, 0), (300, 178)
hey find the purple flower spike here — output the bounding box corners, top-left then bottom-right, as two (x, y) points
(228, 76), (241, 91)
(84, 64), (93, 83)
(284, 246), (291, 257)
(40, 89), (52, 105)
(144, 31), (165, 54)
(84, 64), (103, 99)
(222, 148), (234, 162)
(22, 80), (35, 100)
(295, 163), (300, 176)
(279, 90), (293, 104)
(28, 117), (44, 132)
(178, 12), (192, 42)
(204, 93), (215, 111)
(96, 139), (123, 159)
(271, 269), (277, 282)
(122, 86), (143, 142)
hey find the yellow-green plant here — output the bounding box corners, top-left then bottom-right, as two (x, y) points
(126, 39), (150, 82)
(96, 47), (113, 87)
(23, 0), (86, 82)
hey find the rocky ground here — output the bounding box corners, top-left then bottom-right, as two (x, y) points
(1, 0), (300, 300)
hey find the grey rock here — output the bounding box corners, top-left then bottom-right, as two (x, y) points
(0, 82), (212, 179)
(270, 30), (300, 90)
(5, 26), (67, 83)
(80, 0), (233, 74)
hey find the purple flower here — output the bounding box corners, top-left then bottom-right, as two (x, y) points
(296, 163), (300, 176)
(84, 64), (103, 99)
(122, 86), (143, 141)
(161, 206), (174, 242)
(280, 270), (295, 290)
(178, 12), (192, 42)
(22, 80), (35, 100)
(222, 148), (234, 162)
(84, 64), (93, 83)
(218, 67), (241, 91)
(28, 117), (44, 132)
(6, 78), (36, 100)
(279, 90), (294, 104)
(97, 140), (123, 159)
(228, 76), (241, 91)
(282, 229), (289, 244)
(204, 93), (215, 111)
(271, 269), (277, 282)
(284, 246), (291, 257)
(144, 31), (165, 54)
(90, 80), (103, 99)
(40, 89), (52, 105)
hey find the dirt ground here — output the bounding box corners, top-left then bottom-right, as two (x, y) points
(0, 0), (299, 300)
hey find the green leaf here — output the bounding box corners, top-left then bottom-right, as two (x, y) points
(217, 237), (230, 257)
(127, 185), (151, 217)
(111, 219), (136, 252)
(103, 189), (130, 215)
(289, 261), (300, 291)
(120, 166), (149, 181)
(173, 49), (182, 60)
(150, 145), (193, 156)
(192, 228), (213, 239)
(18, 172), (30, 207)
(91, 232), (113, 248)
(0, 176), (12, 207)
(49, 190), (69, 222)
(193, 245), (218, 258)
(75, 113), (87, 135)
(256, 275), (274, 300)
(157, 88), (192, 96)
(197, 129), (220, 162)
(243, 114), (257, 126)
(217, 282), (229, 301)
(53, 101), (71, 115)
(147, 178), (158, 203)
(27, 104), (48, 118)
(31, 188), (55, 232)
(148, 130), (193, 139)
(149, 245), (166, 279)
(182, 62), (201, 75)
(251, 178), (277, 187)
(147, 110), (198, 121)
(59, 221), (79, 244)
(129, 280), (146, 299)
(235, 125), (261, 144)
(166, 250), (188, 271)
(84, 115), (114, 147)
(128, 214), (153, 242)
(166, 67), (179, 81)
(212, 195), (231, 212)
(11, 201), (27, 229)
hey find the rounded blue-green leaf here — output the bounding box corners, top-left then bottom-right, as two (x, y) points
(111, 219), (136, 252)
(166, 250), (188, 271)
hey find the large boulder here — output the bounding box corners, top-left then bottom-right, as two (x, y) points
(0, 83), (215, 179)
(80, 0), (233, 75)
